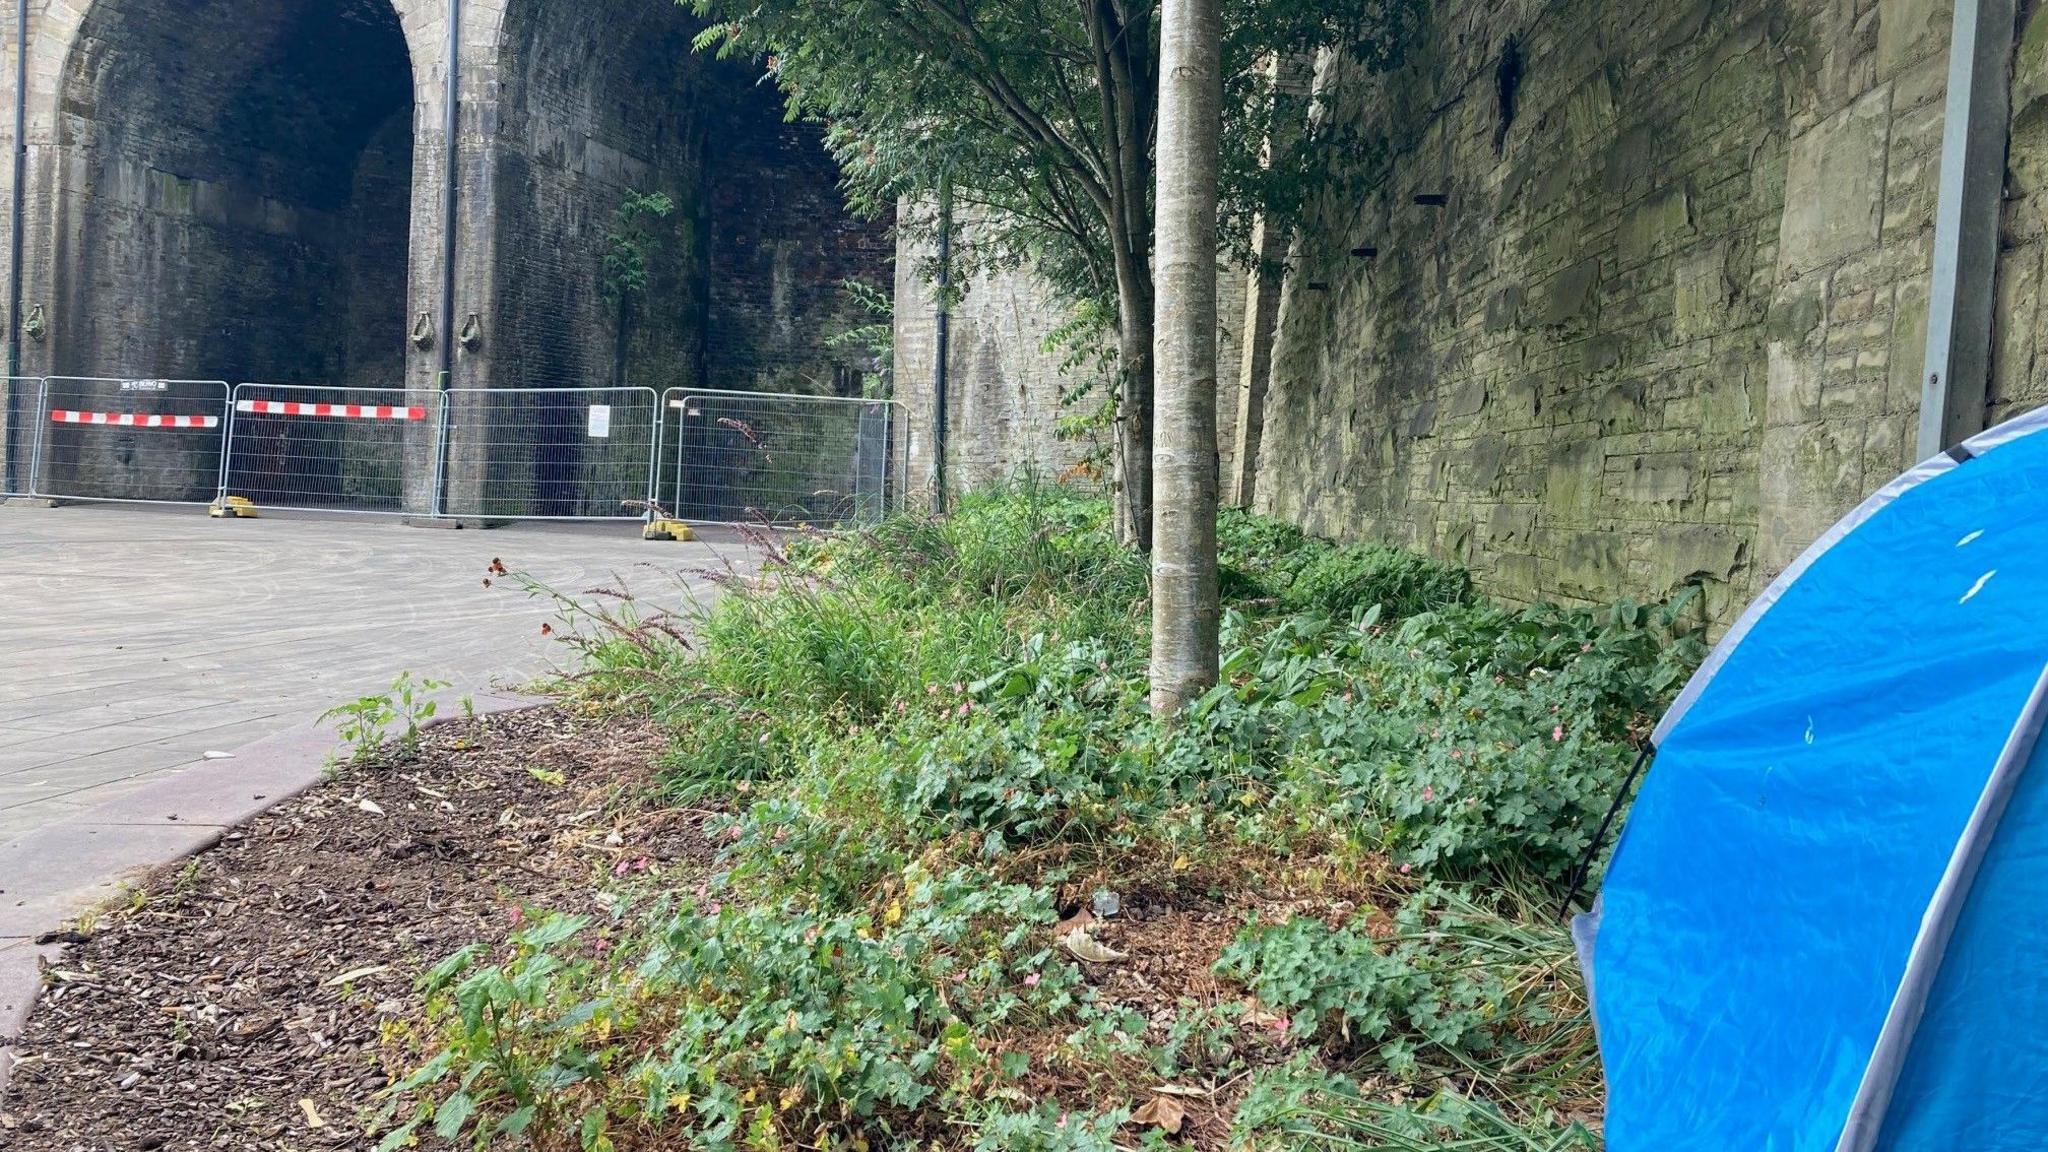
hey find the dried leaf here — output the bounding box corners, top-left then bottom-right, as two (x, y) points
(298, 1098), (325, 1128)
(1130, 1094), (1185, 1134)
(1241, 998), (1285, 1028)
(356, 798), (384, 816)
(322, 965), (389, 987)
(1052, 908), (1095, 939)
(1060, 928), (1126, 964)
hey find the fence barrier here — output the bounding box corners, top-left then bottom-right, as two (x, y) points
(4, 378), (905, 530)
(438, 387), (659, 521)
(223, 383), (443, 515)
(1, 376), (41, 498)
(30, 377), (230, 506)
(659, 389), (900, 527)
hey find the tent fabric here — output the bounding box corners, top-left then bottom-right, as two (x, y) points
(1586, 404), (2048, 1152)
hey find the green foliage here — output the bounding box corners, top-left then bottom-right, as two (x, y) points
(601, 191), (677, 308)
(1213, 887), (1587, 1079)
(1218, 507), (1474, 616)
(394, 488), (1702, 1148)
(826, 278), (895, 398)
(392, 871), (1077, 1150)
(689, 0), (1420, 315)
(320, 671), (450, 763)
(1231, 1056), (1600, 1151)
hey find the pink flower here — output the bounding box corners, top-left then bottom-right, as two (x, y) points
(1024, 972), (1041, 987)
(956, 701), (972, 718)
(1399, 862), (1412, 874)
(1552, 725), (1565, 743)
(1421, 786), (1435, 803)
(727, 826), (743, 842)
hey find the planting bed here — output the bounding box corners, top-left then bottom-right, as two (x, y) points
(0, 708), (707, 1150)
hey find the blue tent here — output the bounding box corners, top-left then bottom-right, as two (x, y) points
(1580, 406), (2048, 1151)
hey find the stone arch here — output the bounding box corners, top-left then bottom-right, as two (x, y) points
(42, 0), (430, 384)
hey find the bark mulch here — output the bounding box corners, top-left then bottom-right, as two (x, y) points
(0, 706), (710, 1152)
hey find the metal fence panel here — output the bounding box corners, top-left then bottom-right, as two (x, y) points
(440, 387), (658, 520)
(658, 389), (900, 526)
(0, 377), (40, 498)
(31, 377), (230, 505)
(224, 383), (442, 515)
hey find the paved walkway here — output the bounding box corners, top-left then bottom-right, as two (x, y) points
(0, 503), (737, 842)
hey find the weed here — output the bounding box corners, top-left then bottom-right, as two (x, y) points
(321, 671), (451, 764)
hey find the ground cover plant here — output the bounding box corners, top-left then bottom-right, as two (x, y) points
(385, 484), (1706, 1151)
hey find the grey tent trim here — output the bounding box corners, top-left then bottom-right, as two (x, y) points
(1834, 662), (2048, 1152)
(1653, 403), (2048, 746)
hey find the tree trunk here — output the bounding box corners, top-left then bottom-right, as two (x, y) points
(1149, 0), (1222, 715)
(1114, 253), (1155, 553)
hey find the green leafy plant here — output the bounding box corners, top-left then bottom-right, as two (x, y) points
(320, 671), (451, 763)
(600, 191), (677, 308)
(826, 278), (895, 398)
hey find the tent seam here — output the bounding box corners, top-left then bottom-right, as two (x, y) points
(1832, 661), (2048, 1152)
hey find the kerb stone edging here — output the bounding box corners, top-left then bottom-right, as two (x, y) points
(0, 690), (540, 1098)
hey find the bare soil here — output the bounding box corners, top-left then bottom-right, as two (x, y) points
(0, 707), (711, 1151)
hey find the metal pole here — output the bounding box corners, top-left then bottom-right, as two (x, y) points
(432, 0), (462, 517)
(932, 172), (952, 514)
(5, 0), (26, 493)
(1917, 0), (2014, 460)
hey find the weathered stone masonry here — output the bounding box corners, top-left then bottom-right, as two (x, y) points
(1257, 0), (1968, 624)
(0, 0), (890, 506)
(895, 0), (2048, 626)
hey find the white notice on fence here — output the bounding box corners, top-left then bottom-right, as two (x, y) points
(587, 404), (612, 438)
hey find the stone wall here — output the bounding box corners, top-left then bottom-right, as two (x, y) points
(893, 228), (1247, 501)
(1255, 0), (1972, 622)
(886, 0), (2048, 625)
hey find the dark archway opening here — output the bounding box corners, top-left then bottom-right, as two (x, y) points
(54, 0), (414, 387)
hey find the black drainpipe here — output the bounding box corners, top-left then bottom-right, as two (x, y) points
(5, 0), (25, 493)
(432, 0), (461, 516)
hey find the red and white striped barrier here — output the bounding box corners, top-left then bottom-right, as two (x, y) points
(50, 409), (220, 429)
(236, 399), (426, 422)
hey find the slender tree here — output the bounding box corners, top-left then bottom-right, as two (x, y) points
(688, 0), (1416, 551)
(1149, 0), (1223, 712)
